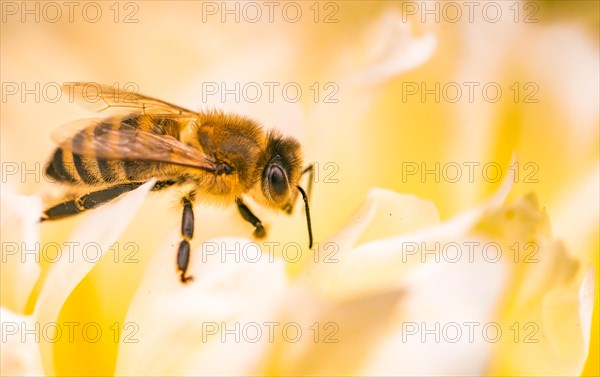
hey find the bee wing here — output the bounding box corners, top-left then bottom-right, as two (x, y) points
(63, 82), (197, 116)
(52, 118), (217, 172)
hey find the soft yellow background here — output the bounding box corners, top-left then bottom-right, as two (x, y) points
(1, 1), (598, 375)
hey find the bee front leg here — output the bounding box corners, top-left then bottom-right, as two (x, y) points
(177, 192), (196, 284)
(236, 198), (266, 238)
(283, 164), (314, 214)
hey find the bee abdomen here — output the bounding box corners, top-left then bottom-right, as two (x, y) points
(92, 121), (122, 183)
(46, 147), (111, 186)
(46, 115), (181, 186)
(46, 148), (78, 184)
(47, 124), (123, 186)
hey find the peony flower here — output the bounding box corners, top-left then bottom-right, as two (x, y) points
(1, 1), (598, 376)
(2, 174), (593, 376)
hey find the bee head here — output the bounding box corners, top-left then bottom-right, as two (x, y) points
(258, 131), (302, 209)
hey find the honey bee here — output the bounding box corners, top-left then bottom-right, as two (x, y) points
(42, 82), (314, 283)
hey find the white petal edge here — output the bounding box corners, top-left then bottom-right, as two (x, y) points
(33, 179), (156, 375)
(354, 9), (437, 85)
(359, 251), (508, 376)
(0, 184), (42, 313)
(116, 236), (289, 376)
(549, 162), (600, 259)
(578, 266), (595, 358)
(0, 307), (45, 376)
(304, 157), (514, 298)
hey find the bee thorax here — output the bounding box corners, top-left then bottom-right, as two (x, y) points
(214, 162), (234, 175)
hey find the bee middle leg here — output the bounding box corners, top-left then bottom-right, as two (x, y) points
(177, 191), (196, 284)
(236, 198), (266, 238)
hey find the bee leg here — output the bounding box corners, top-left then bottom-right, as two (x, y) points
(303, 164), (315, 203)
(281, 164), (314, 249)
(40, 182), (144, 221)
(151, 179), (178, 191)
(177, 192), (196, 284)
(283, 164), (314, 214)
(236, 198), (266, 238)
(297, 186), (314, 249)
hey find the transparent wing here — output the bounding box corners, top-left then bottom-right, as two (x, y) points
(62, 82), (197, 116)
(52, 118), (218, 172)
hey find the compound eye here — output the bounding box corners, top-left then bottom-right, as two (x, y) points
(267, 165), (288, 201)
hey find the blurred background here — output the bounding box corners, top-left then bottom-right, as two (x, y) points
(1, 1), (598, 375)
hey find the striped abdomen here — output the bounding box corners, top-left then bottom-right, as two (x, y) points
(46, 114), (182, 186)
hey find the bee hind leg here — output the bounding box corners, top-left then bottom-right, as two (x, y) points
(177, 191), (196, 284)
(40, 182), (144, 222)
(236, 198), (266, 238)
